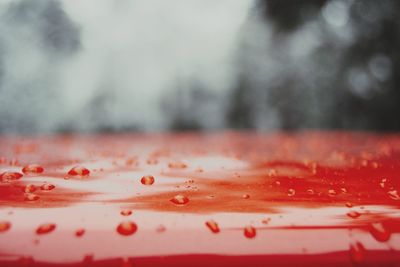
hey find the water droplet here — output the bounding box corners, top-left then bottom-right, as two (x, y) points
(168, 162), (187, 169)
(244, 225), (256, 239)
(287, 189), (296, 197)
(24, 184), (37, 193)
(328, 189), (337, 196)
(36, 223), (56, 235)
(205, 220), (220, 233)
(388, 189), (400, 200)
(0, 221), (11, 233)
(116, 221), (137, 236)
(156, 224), (166, 233)
(361, 159), (368, 167)
(146, 158), (158, 165)
(347, 211), (361, 219)
(140, 175), (155, 185)
(125, 158), (137, 166)
(369, 222), (390, 242)
(120, 209), (132, 216)
(22, 164), (44, 175)
(345, 202), (353, 208)
(340, 188), (348, 194)
(40, 183), (55, 191)
(75, 228), (85, 237)
(68, 166), (90, 177)
(242, 194), (250, 199)
(170, 194), (189, 206)
(275, 181), (281, 186)
(349, 241), (366, 264)
(307, 189), (314, 195)
(0, 172), (23, 182)
(309, 162), (318, 174)
(268, 169), (277, 177)
(262, 218), (271, 224)
(24, 193), (40, 201)
(379, 178), (387, 188)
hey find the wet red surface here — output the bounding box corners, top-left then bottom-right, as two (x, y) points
(0, 131), (400, 266)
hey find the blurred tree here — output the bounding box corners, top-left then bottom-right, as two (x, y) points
(228, 0), (400, 131)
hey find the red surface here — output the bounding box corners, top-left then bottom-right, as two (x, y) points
(0, 131), (400, 266)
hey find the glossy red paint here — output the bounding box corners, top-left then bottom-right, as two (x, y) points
(0, 132), (399, 266)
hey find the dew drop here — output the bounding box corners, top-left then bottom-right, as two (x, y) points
(22, 164), (44, 175)
(156, 224), (166, 233)
(0, 172), (23, 182)
(0, 221), (11, 233)
(379, 178), (387, 188)
(24, 193), (40, 201)
(345, 202), (353, 208)
(24, 184), (37, 193)
(120, 209), (132, 216)
(205, 220), (220, 233)
(388, 189), (400, 200)
(242, 194), (250, 199)
(244, 225), (256, 239)
(309, 162), (318, 174)
(116, 221), (137, 236)
(40, 183), (55, 191)
(146, 158), (158, 165)
(347, 211), (361, 219)
(349, 241), (366, 264)
(68, 166), (90, 177)
(140, 175), (155, 185)
(261, 218), (271, 224)
(168, 162), (187, 169)
(369, 222), (390, 242)
(287, 189), (296, 197)
(328, 189), (337, 196)
(36, 223), (56, 235)
(170, 194), (189, 206)
(268, 169), (277, 177)
(75, 228), (85, 237)
(306, 189), (314, 195)
(125, 158), (137, 166)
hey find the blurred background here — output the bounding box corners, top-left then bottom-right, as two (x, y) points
(0, 0), (399, 134)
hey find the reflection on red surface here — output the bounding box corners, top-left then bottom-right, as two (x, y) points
(0, 131), (400, 266)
